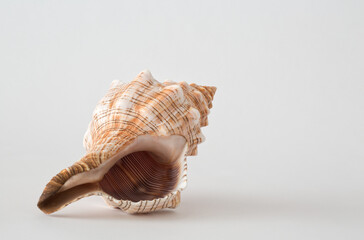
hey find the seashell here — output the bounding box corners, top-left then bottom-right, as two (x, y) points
(37, 70), (216, 214)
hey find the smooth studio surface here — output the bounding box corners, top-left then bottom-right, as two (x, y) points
(1, 1), (363, 239)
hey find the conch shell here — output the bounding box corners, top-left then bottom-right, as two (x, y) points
(37, 70), (216, 214)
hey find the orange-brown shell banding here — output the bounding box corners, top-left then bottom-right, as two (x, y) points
(37, 70), (216, 214)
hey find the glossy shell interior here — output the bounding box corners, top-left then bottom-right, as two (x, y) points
(38, 135), (187, 214)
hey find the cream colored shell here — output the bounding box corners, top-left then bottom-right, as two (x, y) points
(37, 70), (216, 214)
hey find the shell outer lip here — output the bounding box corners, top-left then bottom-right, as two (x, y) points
(37, 135), (188, 214)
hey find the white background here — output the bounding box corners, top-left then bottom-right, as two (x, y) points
(1, 1), (363, 239)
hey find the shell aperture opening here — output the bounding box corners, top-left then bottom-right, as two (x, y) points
(99, 151), (181, 202)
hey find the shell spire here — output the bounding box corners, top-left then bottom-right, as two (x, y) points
(37, 70), (216, 214)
